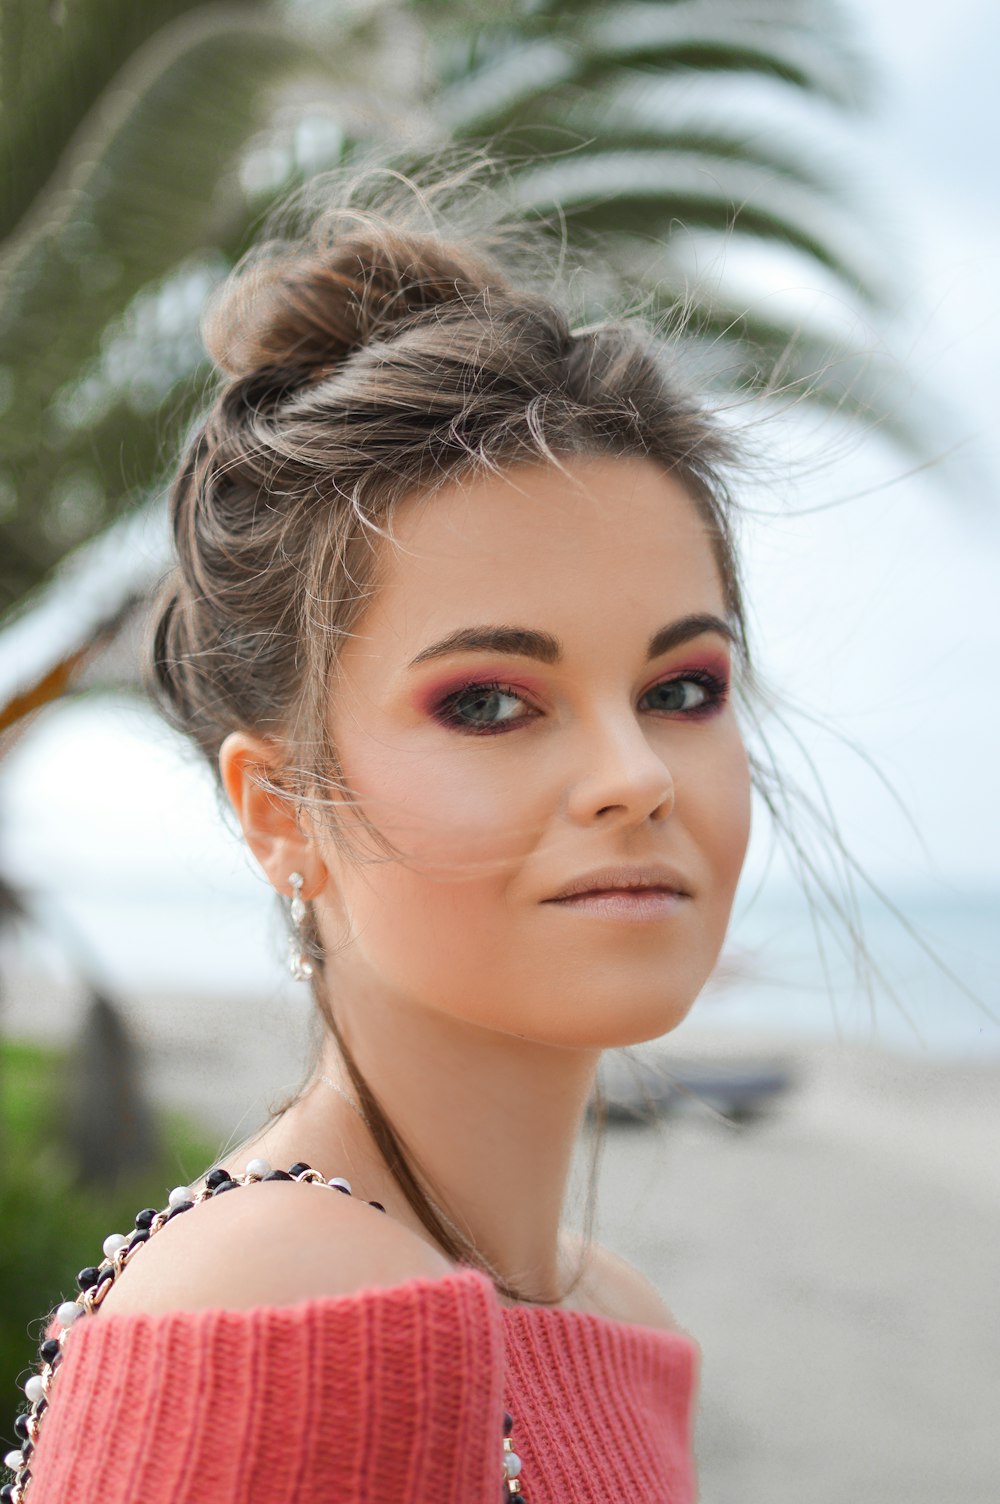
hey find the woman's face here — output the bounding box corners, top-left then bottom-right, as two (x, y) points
(316, 454), (751, 1049)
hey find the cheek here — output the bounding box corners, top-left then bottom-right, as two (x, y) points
(336, 732), (548, 874)
(673, 720), (751, 897)
(328, 803), (530, 1028)
(326, 728), (552, 1003)
(701, 728), (752, 891)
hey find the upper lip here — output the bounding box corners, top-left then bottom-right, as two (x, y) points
(543, 863), (691, 902)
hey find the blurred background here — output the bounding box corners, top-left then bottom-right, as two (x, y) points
(0, 2), (997, 1501)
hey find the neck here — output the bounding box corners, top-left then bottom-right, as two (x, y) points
(251, 967), (601, 1303)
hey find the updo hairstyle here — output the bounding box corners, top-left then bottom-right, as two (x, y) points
(145, 151), (753, 1296)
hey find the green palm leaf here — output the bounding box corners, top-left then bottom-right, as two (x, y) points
(434, 0), (868, 121)
(1, 8), (362, 451)
(507, 148), (884, 299)
(0, 5), (385, 604)
(0, 0), (208, 240)
(0, 0), (916, 622)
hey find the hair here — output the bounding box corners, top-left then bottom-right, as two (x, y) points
(145, 146), (762, 1303)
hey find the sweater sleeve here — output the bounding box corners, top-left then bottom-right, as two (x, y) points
(24, 1268), (505, 1504)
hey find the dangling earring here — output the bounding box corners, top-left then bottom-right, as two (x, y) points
(286, 871), (314, 982)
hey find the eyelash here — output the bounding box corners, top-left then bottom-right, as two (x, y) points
(431, 669), (730, 737)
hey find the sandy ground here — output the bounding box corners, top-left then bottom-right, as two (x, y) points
(593, 1032), (1000, 1504)
(4, 969), (998, 1503)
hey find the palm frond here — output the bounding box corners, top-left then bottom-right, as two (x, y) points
(508, 148), (886, 302)
(433, 0), (868, 125)
(0, 0), (207, 239)
(452, 68), (854, 193)
(0, 0), (918, 623)
(0, 5), (382, 596)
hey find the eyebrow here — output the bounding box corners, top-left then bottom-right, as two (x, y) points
(407, 613), (736, 669)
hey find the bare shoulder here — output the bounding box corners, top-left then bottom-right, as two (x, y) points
(99, 1181), (456, 1318)
(563, 1230), (686, 1335)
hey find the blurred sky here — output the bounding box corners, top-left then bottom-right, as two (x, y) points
(734, 0), (1000, 893)
(0, 0), (997, 1035)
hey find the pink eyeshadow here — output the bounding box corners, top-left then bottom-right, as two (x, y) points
(413, 668), (546, 714)
(638, 652), (731, 695)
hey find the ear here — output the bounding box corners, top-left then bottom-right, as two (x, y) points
(218, 731), (326, 901)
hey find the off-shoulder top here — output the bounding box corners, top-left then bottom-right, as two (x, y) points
(12, 1177), (698, 1504)
(7, 1161), (697, 1504)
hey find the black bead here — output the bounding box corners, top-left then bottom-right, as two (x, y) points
(77, 1265), (101, 1291)
(2, 1484), (16, 1502)
(39, 1339), (60, 1365)
(204, 1167), (233, 1190)
(13, 1413), (29, 1440)
(211, 1179), (238, 1195)
(288, 1162), (311, 1177)
(331, 1183), (351, 1195)
(36, 1397), (47, 1415)
(134, 1208), (157, 1230)
(263, 1169), (292, 1181)
(368, 1200), (386, 1213)
(129, 1229), (150, 1249)
(503, 1409), (514, 1435)
(96, 1267), (115, 1292)
(166, 1200), (194, 1219)
(19, 1440), (32, 1462)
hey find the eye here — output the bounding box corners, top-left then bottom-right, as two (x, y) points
(432, 680), (535, 734)
(640, 670), (728, 716)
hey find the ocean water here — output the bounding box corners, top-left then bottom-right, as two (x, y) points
(698, 888), (999, 1059)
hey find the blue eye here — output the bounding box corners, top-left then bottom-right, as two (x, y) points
(433, 681), (531, 734)
(640, 670), (724, 715)
(432, 669), (729, 737)
(641, 676), (717, 714)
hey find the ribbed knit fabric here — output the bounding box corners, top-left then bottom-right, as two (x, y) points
(24, 1267), (698, 1503)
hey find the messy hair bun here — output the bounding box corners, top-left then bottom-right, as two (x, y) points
(145, 149), (747, 1294)
(202, 222), (510, 386)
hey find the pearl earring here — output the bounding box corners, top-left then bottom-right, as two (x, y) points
(287, 871), (314, 982)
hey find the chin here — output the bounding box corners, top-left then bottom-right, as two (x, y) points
(497, 985), (702, 1052)
(584, 999), (697, 1051)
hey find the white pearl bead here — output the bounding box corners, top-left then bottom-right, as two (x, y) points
(4, 1448), (24, 1471)
(168, 1185), (191, 1208)
(504, 1451), (522, 1478)
(103, 1232), (127, 1258)
(245, 1158), (271, 1178)
(24, 1374), (45, 1405)
(55, 1300), (83, 1328)
(327, 1176), (352, 1194)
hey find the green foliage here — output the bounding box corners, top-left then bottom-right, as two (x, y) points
(0, 1038), (214, 1451)
(0, 0), (904, 617)
(0, 0), (209, 240)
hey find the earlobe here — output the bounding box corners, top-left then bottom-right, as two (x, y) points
(218, 731), (325, 898)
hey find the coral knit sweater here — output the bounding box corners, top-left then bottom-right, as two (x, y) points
(24, 1266), (699, 1503)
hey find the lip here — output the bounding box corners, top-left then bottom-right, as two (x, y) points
(542, 863), (691, 903)
(545, 889), (685, 923)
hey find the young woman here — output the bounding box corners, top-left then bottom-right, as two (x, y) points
(8, 158), (759, 1504)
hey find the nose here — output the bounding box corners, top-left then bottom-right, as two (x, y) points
(564, 708), (675, 829)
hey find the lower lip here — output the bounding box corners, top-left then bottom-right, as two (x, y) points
(544, 889), (685, 922)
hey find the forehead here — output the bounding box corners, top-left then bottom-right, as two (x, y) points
(361, 454), (727, 654)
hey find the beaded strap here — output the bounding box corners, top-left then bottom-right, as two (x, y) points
(1, 1160), (527, 1504)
